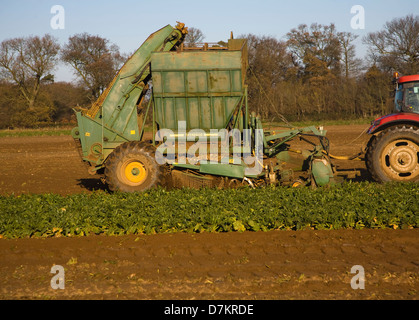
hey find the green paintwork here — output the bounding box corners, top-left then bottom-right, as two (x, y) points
(72, 24), (186, 165)
(172, 162), (247, 179)
(200, 163), (245, 179)
(311, 158), (335, 186)
(72, 23), (336, 187)
(151, 39), (247, 131)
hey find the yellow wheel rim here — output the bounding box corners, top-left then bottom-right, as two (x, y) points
(123, 161), (147, 184)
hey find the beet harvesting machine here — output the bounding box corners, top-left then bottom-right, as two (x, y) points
(71, 23), (418, 192)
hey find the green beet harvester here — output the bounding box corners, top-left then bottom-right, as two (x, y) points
(71, 22), (344, 192)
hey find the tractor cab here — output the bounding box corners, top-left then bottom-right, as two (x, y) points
(365, 73), (419, 183)
(394, 73), (419, 114)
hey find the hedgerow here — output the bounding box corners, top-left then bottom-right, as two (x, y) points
(0, 182), (417, 238)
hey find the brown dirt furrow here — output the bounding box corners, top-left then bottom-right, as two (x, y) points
(0, 229), (417, 300)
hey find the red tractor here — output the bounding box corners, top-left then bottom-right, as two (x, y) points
(366, 73), (419, 182)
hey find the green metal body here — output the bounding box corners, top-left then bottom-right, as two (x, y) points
(72, 24), (187, 166)
(72, 23), (335, 186)
(151, 39), (248, 131)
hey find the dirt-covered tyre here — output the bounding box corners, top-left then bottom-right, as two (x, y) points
(105, 141), (165, 192)
(366, 125), (419, 182)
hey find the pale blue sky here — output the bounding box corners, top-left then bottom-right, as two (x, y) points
(0, 0), (418, 82)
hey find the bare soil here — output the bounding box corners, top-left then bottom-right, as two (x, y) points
(0, 124), (418, 300)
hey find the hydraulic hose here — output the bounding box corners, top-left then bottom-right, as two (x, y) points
(288, 148), (364, 161)
(326, 152), (363, 161)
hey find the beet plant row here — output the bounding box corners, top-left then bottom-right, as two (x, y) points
(0, 182), (417, 238)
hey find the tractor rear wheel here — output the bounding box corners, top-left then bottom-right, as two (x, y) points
(105, 141), (165, 192)
(366, 125), (419, 182)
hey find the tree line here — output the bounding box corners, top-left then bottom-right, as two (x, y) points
(0, 15), (417, 128)
(244, 14), (418, 122)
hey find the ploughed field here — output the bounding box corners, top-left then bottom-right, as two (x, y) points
(0, 124), (418, 300)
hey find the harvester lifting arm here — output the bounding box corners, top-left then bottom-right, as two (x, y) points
(71, 23), (188, 167)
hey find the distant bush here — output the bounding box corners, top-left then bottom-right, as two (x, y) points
(0, 81), (88, 129)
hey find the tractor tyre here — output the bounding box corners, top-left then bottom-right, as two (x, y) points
(105, 141), (165, 192)
(365, 125), (419, 182)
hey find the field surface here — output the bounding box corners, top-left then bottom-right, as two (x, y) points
(0, 124), (418, 300)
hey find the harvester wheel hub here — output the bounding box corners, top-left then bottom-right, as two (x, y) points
(123, 161), (147, 184)
(382, 139), (419, 177)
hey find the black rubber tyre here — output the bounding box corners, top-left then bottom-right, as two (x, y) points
(366, 125), (419, 182)
(105, 141), (165, 192)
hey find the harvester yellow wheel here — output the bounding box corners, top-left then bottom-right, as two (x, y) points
(105, 141), (164, 192)
(122, 161), (148, 185)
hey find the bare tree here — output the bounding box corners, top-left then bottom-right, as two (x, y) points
(241, 34), (293, 119)
(61, 33), (125, 99)
(286, 23), (342, 80)
(245, 34), (292, 84)
(338, 32), (363, 78)
(363, 14), (419, 74)
(0, 34), (60, 111)
(184, 27), (205, 47)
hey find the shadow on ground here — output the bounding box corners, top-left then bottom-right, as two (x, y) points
(77, 178), (110, 192)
